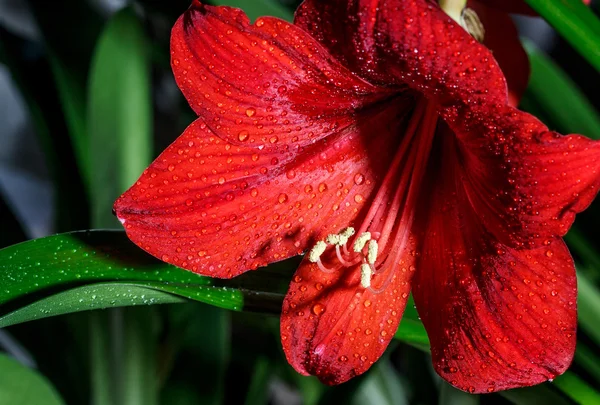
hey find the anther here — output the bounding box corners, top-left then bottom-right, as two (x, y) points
(326, 227), (355, 246)
(367, 240), (378, 265)
(360, 263), (372, 289)
(308, 241), (327, 263)
(353, 232), (371, 253)
(326, 234), (341, 245)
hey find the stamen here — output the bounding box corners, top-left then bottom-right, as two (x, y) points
(368, 267), (396, 294)
(316, 258), (336, 274)
(367, 240), (378, 265)
(326, 234), (341, 245)
(326, 227), (355, 246)
(335, 245), (354, 266)
(338, 227), (355, 243)
(353, 232), (372, 253)
(360, 264), (372, 289)
(308, 241), (327, 263)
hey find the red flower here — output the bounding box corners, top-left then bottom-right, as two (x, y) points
(114, 0), (600, 393)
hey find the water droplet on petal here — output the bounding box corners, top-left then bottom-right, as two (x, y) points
(238, 130), (249, 142)
(312, 303), (325, 316)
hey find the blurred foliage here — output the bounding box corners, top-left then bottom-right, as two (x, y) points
(1, 0), (600, 405)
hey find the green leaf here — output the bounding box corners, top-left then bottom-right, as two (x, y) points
(0, 283), (185, 328)
(0, 230), (291, 326)
(0, 353), (66, 405)
(87, 7), (152, 228)
(501, 384), (571, 405)
(552, 372), (600, 405)
(577, 273), (600, 347)
(575, 344), (600, 383)
(210, 0), (294, 21)
(524, 0), (600, 72)
(439, 382), (479, 405)
(522, 41), (600, 139)
(243, 356), (272, 405)
(166, 304), (230, 405)
(352, 358), (408, 405)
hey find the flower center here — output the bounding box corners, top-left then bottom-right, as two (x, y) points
(308, 97), (439, 293)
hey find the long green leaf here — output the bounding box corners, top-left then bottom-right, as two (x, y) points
(0, 353), (66, 405)
(0, 231), (288, 319)
(352, 358), (408, 405)
(524, 0), (600, 72)
(211, 0), (293, 21)
(552, 372), (600, 405)
(87, 7), (152, 228)
(523, 41), (600, 139)
(439, 383), (479, 405)
(577, 273), (600, 347)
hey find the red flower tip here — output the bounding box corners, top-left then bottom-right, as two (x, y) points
(115, 0), (600, 391)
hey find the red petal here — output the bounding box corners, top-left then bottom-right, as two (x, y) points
(114, 96), (410, 277)
(281, 248), (413, 384)
(295, 0), (508, 105)
(469, 1), (529, 106)
(412, 133), (576, 393)
(450, 106), (600, 247)
(171, 2), (387, 152)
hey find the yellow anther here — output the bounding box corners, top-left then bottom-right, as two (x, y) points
(367, 240), (378, 265)
(352, 232), (371, 252)
(326, 227), (355, 246)
(326, 234), (341, 245)
(308, 241), (327, 263)
(360, 264), (372, 289)
(339, 227), (355, 241)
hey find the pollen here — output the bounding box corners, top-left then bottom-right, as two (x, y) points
(353, 232), (371, 252)
(360, 264), (372, 289)
(326, 227), (355, 246)
(308, 241), (327, 263)
(326, 234), (341, 245)
(367, 240), (378, 264)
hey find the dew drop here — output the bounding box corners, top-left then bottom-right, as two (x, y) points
(238, 130), (249, 142)
(245, 107), (256, 117)
(278, 193), (288, 204)
(312, 303), (325, 316)
(354, 173), (364, 185)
